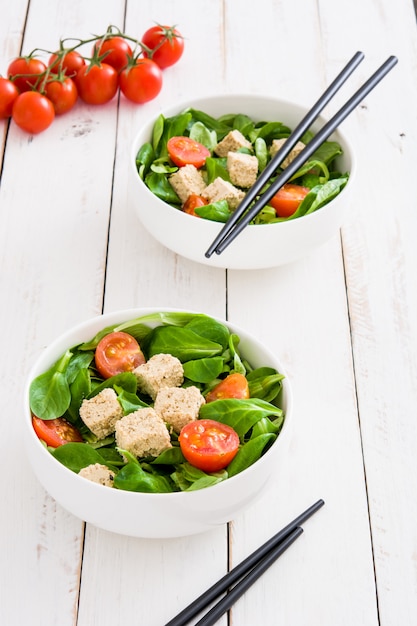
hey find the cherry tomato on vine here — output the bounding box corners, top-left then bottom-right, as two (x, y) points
(93, 36), (133, 72)
(12, 91), (55, 133)
(45, 77), (78, 115)
(48, 50), (86, 78)
(179, 419), (240, 473)
(182, 194), (207, 217)
(32, 416), (84, 448)
(269, 183), (310, 218)
(75, 62), (118, 104)
(167, 136), (210, 168)
(141, 25), (184, 69)
(8, 56), (47, 93)
(0, 78), (19, 118)
(205, 372), (250, 403)
(95, 331), (146, 379)
(119, 58), (163, 104)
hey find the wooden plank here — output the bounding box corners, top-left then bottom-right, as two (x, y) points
(0, 1), (126, 624)
(317, 0), (417, 622)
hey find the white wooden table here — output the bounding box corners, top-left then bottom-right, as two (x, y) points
(1, 1), (417, 624)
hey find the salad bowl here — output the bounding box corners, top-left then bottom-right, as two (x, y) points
(129, 93), (356, 269)
(24, 308), (292, 538)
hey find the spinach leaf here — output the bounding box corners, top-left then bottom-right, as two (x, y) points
(185, 315), (230, 350)
(199, 398), (283, 439)
(146, 326), (223, 362)
(88, 372), (138, 398)
(52, 442), (112, 473)
(152, 114), (165, 152)
(255, 137), (268, 172)
(114, 385), (149, 413)
(183, 356), (224, 383)
(135, 142), (155, 179)
(189, 121), (217, 151)
(187, 108), (232, 138)
(114, 461), (174, 493)
(251, 121), (291, 143)
(151, 446), (185, 465)
(227, 433), (276, 477)
(205, 156), (229, 184)
(195, 200), (232, 223)
(67, 366), (91, 422)
(145, 171), (181, 204)
(246, 367), (284, 402)
(29, 350), (73, 420)
(170, 462), (227, 491)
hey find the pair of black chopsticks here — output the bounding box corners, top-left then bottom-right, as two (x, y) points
(164, 498), (324, 626)
(205, 52), (398, 258)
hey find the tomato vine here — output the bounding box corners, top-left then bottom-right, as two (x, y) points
(0, 23), (184, 134)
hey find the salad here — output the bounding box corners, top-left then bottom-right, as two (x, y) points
(135, 107), (349, 223)
(29, 312), (285, 493)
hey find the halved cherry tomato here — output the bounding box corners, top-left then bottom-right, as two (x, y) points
(119, 58), (163, 103)
(32, 416), (83, 448)
(0, 78), (19, 118)
(76, 62), (118, 105)
(179, 419), (240, 472)
(141, 25), (184, 69)
(93, 36), (133, 72)
(95, 331), (146, 379)
(8, 56), (46, 93)
(205, 372), (250, 403)
(48, 51), (86, 78)
(12, 91), (55, 134)
(167, 136), (210, 168)
(269, 183), (310, 218)
(183, 194), (207, 217)
(45, 77), (78, 115)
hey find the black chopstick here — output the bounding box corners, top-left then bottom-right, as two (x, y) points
(194, 526), (303, 626)
(205, 54), (398, 258)
(164, 498), (324, 626)
(204, 50), (365, 258)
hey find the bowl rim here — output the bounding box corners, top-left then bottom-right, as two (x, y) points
(24, 307), (293, 500)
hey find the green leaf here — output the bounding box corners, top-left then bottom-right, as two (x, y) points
(52, 442), (112, 473)
(29, 350), (73, 420)
(136, 142), (155, 179)
(189, 121), (217, 151)
(114, 462), (174, 493)
(185, 315), (230, 350)
(146, 326), (223, 362)
(114, 385), (149, 413)
(145, 171), (181, 204)
(199, 398), (283, 439)
(88, 372), (138, 398)
(227, 434), (276, 477)
(195, 200), (231, 223)
(183, 356), (224, 383)
(246, 367), (284, 402)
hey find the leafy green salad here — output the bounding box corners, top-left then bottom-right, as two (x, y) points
(135, 107), (349, 223)
(29, 312), (286, 493)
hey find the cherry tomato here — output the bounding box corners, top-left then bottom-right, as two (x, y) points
(205, 372), (250, 403)
(179, 419), (240, 473)
(12, 91), (55, 134)
(45, 77), (78, 115)
(93, 36), (133, 72)
(8, 56), (46, 93)
(48, 51), (86, 78)
(141, 25), (184, 69)
(119, 58), (163, 104)
(95, 331), (146, 379)
(167, 136), (210, 168)
(76, 62), (118, 105)
(269, 183), (310, 218)
(183, 194), (207, 217)
(0, 78), (19, 118)
(32, 416), (83, 448)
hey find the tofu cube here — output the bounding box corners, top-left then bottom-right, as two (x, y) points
(78, 463), (115, 487)
(115, 408), (172, 459)
(79, 388), (123, 439)
(154, 386), (206, 433)
(269, 138), (305, 168)
(133, 353), (184, 400)
(214, 130), (252, 157)
(169, 164), (206, 203)
(227, 152), (259, 188)
(202, 177), (245, 210)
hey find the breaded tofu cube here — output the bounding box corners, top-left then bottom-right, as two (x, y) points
(169, 164), (206, 203)
(133, 353), (184, 400)
(214, 130), (252, 157)
(78, 463), (115, 488)
(154, 386), (206, 433)
(269, 138), (305, 168)
(79, 388), (123, 439)
(227, 152), (259, 188)
(202, 177), (245, 210)
(115, 408), (172, 459)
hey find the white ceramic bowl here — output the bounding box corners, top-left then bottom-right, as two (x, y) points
(129, 93), (356, 269)
(24, 308), (292, 538)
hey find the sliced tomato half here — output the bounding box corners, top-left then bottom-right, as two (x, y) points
(269, 183), (310, 218)
(179, 419), (240, 473)
(167, 136), (210, 168)
(32, 416), (83, 448)
(95, 331), (146, 379)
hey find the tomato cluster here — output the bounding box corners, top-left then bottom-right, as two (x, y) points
(0, 24), (184, 134)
